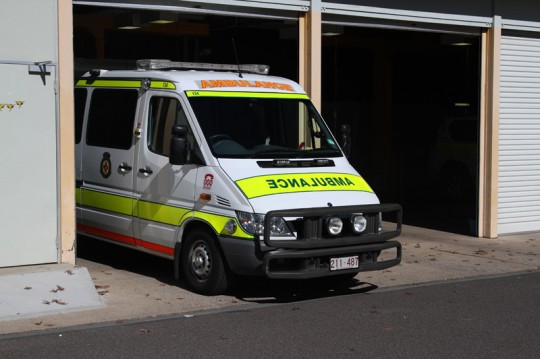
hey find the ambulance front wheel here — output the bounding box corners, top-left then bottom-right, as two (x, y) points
(182, 229), (229, 295)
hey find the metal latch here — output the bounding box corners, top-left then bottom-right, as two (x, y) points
(28, 61), (53, 85)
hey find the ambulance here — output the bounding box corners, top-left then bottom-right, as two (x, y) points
(75, 59), (402, 295)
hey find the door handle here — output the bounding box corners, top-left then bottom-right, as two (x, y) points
(138, 167), (153, 176)
(118, 162), (132, 174)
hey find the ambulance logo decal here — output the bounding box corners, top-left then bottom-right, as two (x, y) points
(100, 152), (112, 178)
(203, 174), (214, 190)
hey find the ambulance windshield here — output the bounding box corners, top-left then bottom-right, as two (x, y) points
(188, 96), (342, 159)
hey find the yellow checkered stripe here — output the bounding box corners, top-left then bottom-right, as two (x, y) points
(77, 188), (252, 239)
(236, 172), (374, 199)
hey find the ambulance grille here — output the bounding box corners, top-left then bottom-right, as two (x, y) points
(216, 196), (231, 207)
(287, 213), (380, 240)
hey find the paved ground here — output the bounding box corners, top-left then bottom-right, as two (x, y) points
(0, 225), (538, 335)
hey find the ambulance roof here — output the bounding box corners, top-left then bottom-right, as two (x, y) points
(76, 60), (306, 95)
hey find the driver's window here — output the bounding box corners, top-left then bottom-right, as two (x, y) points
(148, 96), (196, 157)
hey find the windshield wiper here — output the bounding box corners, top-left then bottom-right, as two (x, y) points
(295, 148), (342, 158)
(248, 149), (303, 159)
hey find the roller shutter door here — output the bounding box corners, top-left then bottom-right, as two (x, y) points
(499, 33), (540, 234)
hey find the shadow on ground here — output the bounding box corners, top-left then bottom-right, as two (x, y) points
(77, 235), (378, 304)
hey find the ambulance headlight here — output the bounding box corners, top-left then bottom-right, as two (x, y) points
(236, 212), (292, 237)
(326, 216), (343, 236)
(351, 214), (367, 233)
(237, 212), (264, 235)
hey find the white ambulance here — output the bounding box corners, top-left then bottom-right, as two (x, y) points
(75, 59), (402, 295)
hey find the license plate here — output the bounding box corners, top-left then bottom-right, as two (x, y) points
(330, 255), (359, 271)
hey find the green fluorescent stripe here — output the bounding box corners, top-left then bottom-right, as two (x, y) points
(75, 188), (82, 205)
(81, 189), (133, 215)
(150, 81), (176, 90)
(138, 200), (190, 226)
(76, 79), (142, 88)
(75, 79), (177, 90)
(186, 90), (309, 99)
(79, 189), (252, 239)
(193, 211), (253, 239)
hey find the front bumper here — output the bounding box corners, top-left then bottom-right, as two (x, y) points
(221, 203), (402, 279)
(262, 240), (401, 279)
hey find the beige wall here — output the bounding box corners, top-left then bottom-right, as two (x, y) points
(58, 0), (76, 263)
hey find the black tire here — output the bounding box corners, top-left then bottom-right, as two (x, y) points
(181, 229), (229, 295)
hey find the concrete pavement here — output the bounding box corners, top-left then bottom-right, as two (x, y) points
(0, 225), (538, 335)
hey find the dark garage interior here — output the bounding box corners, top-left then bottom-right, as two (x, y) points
(73, 5), (480, 236)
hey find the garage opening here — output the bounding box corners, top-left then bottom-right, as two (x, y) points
(73, 5), (481, 236)
(73, 6), (298, 80)
(321, 27), (481, 236)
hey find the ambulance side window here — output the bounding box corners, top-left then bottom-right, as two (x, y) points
(148, 96), (197, 158)
(74, 88), (87, 144)
(86, 89), (138, 150)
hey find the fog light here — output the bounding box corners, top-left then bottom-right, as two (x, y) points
(327, 216), (343, 235)
(351, 214), (367, 233)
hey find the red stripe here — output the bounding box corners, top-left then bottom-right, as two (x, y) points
(77, 224), (174, 256)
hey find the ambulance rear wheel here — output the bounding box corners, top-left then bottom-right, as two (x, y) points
(182, 229), (229, 295)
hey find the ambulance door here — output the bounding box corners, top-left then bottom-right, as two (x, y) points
(134, 93), (199, 256)
(80, 87), (139, 245)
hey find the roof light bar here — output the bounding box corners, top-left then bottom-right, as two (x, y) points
(136, 59), (270, 75)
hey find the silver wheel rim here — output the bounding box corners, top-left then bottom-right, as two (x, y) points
(190, 240), (211, 281)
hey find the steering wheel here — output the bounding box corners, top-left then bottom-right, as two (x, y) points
(209, 134), (232, 145)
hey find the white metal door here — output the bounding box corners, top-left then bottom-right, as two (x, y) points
(135, 93), (198, 257)
(80, 88), (139, 244)
(0, 62), (58, 267)
(499, 33), (540, 234)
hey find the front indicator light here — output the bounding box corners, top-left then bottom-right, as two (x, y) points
(224, 219), (237, 235)
(351, 214), (367, 233)
(326, 216), (343, 235)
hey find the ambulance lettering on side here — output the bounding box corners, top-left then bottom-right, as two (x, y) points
(74, 59), (402, 295)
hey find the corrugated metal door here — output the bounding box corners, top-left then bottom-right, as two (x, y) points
(499, 33), (540, 234)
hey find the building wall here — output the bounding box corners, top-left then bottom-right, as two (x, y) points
(0, 1), (57, 61)
(0, 0), (70, 267)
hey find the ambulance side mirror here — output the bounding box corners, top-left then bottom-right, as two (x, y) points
(169, 125), (190, 165)
(339, 123), (351, 158)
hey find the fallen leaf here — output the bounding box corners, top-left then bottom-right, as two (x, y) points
(51, 285), (65, 293)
